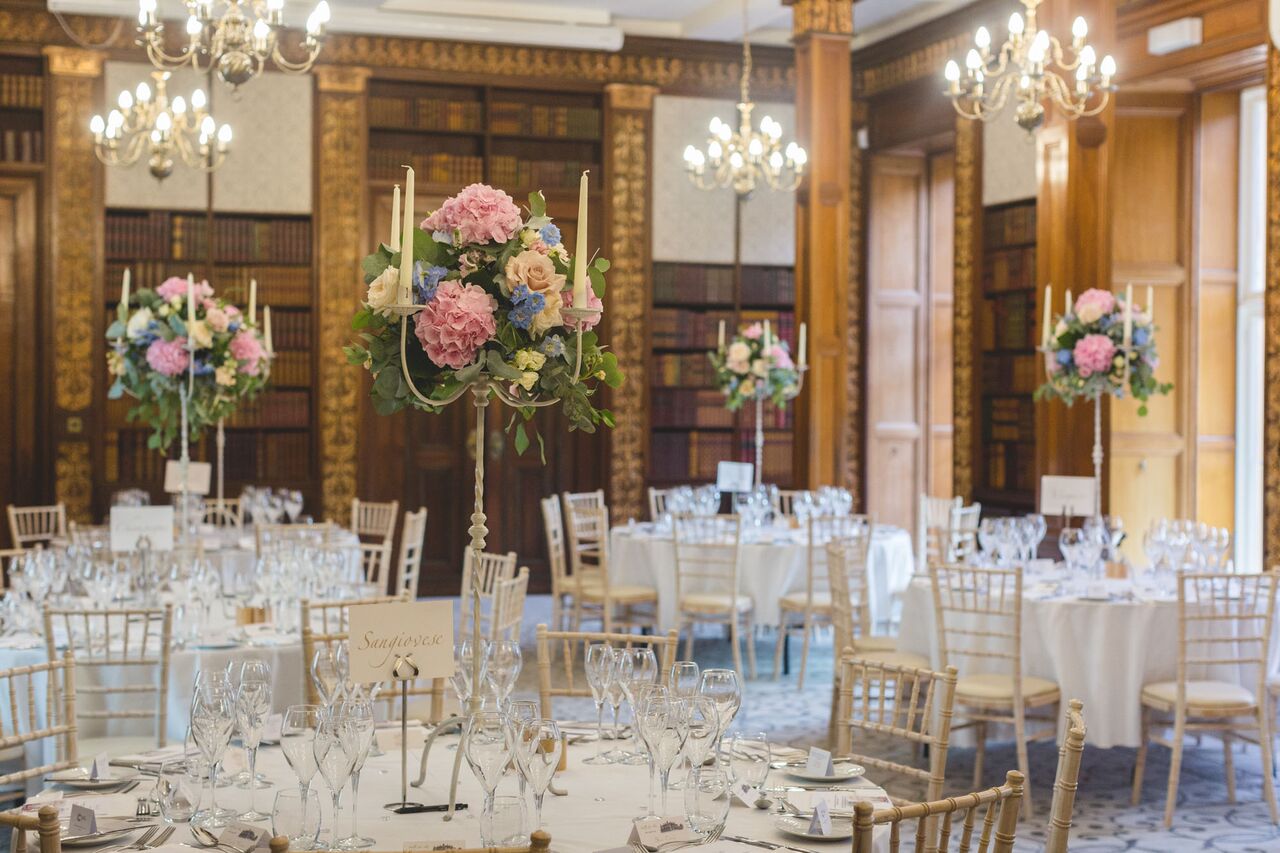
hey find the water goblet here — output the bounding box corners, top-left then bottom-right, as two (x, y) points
(272, 789), (321, 851)
(485, 640), (522, 710)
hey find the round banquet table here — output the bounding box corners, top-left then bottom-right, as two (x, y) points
(20, 733), (894, 853)
(610, 522), (915, 635)
(895, 572), (1280, 749)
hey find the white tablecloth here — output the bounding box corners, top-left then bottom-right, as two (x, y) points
(896, 575), (1280, 749)
(20, 733), (891, 853)
(610, 524), (915, 633)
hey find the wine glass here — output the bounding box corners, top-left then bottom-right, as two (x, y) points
(312, 647), (342, 708)
(336, 697), (376, 850)
(190, 685), (235, 829)
(234, 676), (273, 820)
(464, 711), (513, 833)
(450, 641), (487, 708)
(604, 652), (628, 760)
(651, 696), (690, 814)
(668, 661), (700, 698)
(697, 669), (741, 760)
(485, 640), (522, 710)
(583, 642), (616, 765)
(514, 719), (562, 830)
(683, 697), (719, 779)
(728, 731), (772, 791)
(280, 705), (322, 850)
(313, 713), (356, 852)
(634, 685), (670, 817)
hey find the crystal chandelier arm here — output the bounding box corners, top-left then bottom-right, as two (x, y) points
(143, 37), (202, 71)
(267, 38), (322, 74)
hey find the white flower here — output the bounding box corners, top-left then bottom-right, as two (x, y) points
(727, 341), (751, 365)
(1054, 320), (1068, 337)
(751, 358), (768, 378)
(126, 307), (155, 339)
(188, 319), (213, 350)
(517, 371), (538, 391)
(366, 267), (401, 317)
(215, 364), (237, 386)
(519, 228), (538, 248)
(739, 378), (756, 397)
(514, 349), (546, 371)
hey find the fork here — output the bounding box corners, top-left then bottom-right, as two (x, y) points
(97, 825), (158, 853)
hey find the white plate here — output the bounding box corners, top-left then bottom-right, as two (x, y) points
(773, 814), (853, 841)
(194, 640), (239, 650)
(48, 768), (141, 789)
(61, 818), (138, 846)
(784, 763), (865, 783)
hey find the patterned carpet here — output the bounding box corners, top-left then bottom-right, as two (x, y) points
(509, 596), (1280, 852)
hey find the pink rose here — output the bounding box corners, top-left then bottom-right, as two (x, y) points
(741, 322), (763, 340)
(156, 276), (214, 301)
(413, 281), (497, 370)
(421, 184), (523, 246)
(229, 330), (265, 375)
(1073, 333), (1116, 378)
(205, 306), (230, 333)
(1073, 288), (1116, 325)
(145, 337), (190, 377)
(562, 287), (602, 331)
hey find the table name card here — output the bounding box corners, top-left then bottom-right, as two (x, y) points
(89, 752), (109, 781)
(164, 460), (212, 495)
(218, 822), (268, 852)
(729, 779), (759, 806)
(109, 506), (174, 553)
(347, 600), (453, 683)
(716, 461), (753, 494)
(1039, 475), (1097, 517)
(807, 798), (832, 836)
(67, 804), (97, 837)
(628, 816), (700, 850)
(375, 725), (428, 753)
(805, 746), (834, 777)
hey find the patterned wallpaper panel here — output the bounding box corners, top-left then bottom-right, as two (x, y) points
(652, 94), (796, 266)
(982, 113), (1037, 206)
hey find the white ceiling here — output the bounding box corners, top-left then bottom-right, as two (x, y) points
(48, 0), (972, 50)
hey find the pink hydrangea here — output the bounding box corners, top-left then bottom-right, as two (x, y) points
(414, 281), (497, 370)
(156, 276), (214, 301)
(766, 344), (794, 371)
(741, 322), (763, 340)
(562, 287), (603, 331)
(1073, 288), (1116, 324)
(145, 337), (190, 377)
(420, 184), (523, 246)
(1073, 333), (1116, 378)
(229, 330), (265, 375)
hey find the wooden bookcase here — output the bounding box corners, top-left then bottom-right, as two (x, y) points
(0, 56), (44, 168)
(648, 261), (797, 490)
(102, 207), (316, 502)
(974, 199), (1038, 513)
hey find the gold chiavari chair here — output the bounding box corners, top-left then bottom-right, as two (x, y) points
(534, 624), (679, 718)
(829, 539), (928, 674)
(918, 495), (962, 569)
(931, 563), (1059, 817)
(458, 549), (518, 639)
(43, 605), (173, 753)
(1132, 571), (1278, 827)
(563, 504), (657, 634)
(393, 507), (428, 597)
(774, 514), (872, 687)
(0, 653), (78, 801)
(541, 497), (573, 632)
(647, 487), (672, 521)
(7, 504), (66, 549)
(255, 522), (336, 556)
(266, 832), (550, 853)
(202, 497), (243, 529)
(0, 805), (63, 853)
(835, 656), (958, 808)
(673, 513), (755, 676)
(771, 489), (813, 518)
(852, 770), (1025, 853)
(491, 566), (530, 644)
(1044, 699), (1087, 853)
(947, 504), (982, 564)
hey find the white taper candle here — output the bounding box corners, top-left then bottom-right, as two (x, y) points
(1041, 284), (1051, 347)
(264, 305), (273, 354)
(248, 278), (257, 326)
(391, 183), (401, 252)
(798, 322), (807, 369)
(573, 170), (589, 306)
(399, 166), (414, 301)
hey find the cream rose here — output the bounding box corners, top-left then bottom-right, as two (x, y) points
(215, 364), (237, 387)
(366, 266), (400, 316)
(188, 319), (213, 350)
(504, 249), (565, 296)
(529, 288), (564, 337)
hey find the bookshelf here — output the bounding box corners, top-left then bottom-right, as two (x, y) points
(648, 261), (797, 489)
(975, 199), (1038, 512)
(102, 207), (316, 500)
(0, 56), (44, 168)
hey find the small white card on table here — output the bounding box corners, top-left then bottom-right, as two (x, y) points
(1039, 475), (1097, 517)
(716, 461), (753, 494)
(218, 822), (268, 852)
(805, 746), (834, 777)
(807, 798), (832, 836)
(164, 460), (211, 495)
(730, 779), (758, 806)
(347, 600), (453, 684)
(67, 804), (97, 837)
(628, 816), (700, 850)
(109, 506), (174, 553)
(89, 752), (109, 781)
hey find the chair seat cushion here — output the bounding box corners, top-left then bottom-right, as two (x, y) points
(780, 591), (833, 611)
(853, 635), (899, 653)
(578, 582), (657, 604)
(680, 593), (753, 613)
(1141, 680), (1257, 712)
(955, 673), (1060, 704)
(849, 649), (930, 670)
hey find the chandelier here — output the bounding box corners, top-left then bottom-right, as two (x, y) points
(90, 71), (232, 181)
(943, 0), (1116, 132)
(136, 0), (330, 90)
(682, 0), (806, 197)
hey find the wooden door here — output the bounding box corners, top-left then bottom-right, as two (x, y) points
(866, 154), (928, 533)
(0, 177), (42, 548)
(926, 151), (955, 498)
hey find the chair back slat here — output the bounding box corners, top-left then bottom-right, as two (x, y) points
(535, 624), (678, 717)
(803, 515), (871, 612)
(853, 770), (1024, 853)
(350, 499), (399, 543)
(0, 654), (78, 792)
(203, 498), (243, 529)
(1175, 572), (1277, 703)
(395, 508), (428, 596)
(7, 504), (67, 548)
(541, 497), (568, 602)
(491, 567), (530, 643)
(673, 514), (741, 601)
(931, 564), (1023, 683)
(564, 504), (613, 596)
(828, 535), (875, 652)
(1044, 699), (1086, 853)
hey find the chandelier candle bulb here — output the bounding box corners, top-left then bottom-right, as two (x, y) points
(573, 170), (589, 306)
(399, 166), (414, 302)
(390, 184), (401, 251)
(1065, 289), (1073, 314)
(248, 278), (257, 325)
(1147, 285), (1155, 324)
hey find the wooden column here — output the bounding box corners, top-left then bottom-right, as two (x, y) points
(44, 47), (103, 522)
(1265, 45), (1280, 568)
(844, 100), (867, 505)
(952, 117), (981, 502)
(603, 83), (657, 523)
(1033, 0), (1116, 493)
(314, 66), (370, 521)
(787, 0), (853, 490)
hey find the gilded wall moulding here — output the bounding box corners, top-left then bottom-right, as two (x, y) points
(0, 10), (126, 49)
(606, 82), (658, 112)
(844, 111), (865, 500)
(316, 90), (364, 520)
(952, 118), (980, 502)
(55, 442), (93, 523)
(786, 0), (854, 36)
(605, 99), (653, 525)
(42, 45), (105, 77)
(315, 65), (371, 94)
(854, 34), (969, 98)
(1265, 45), (1280, 569)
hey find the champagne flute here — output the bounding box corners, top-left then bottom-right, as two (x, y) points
(485, 640), (522, 710)
(604, 651), (628, 760)
(617, 647), (657, 766)
(651, 696), (688, 815)
(313, 714), (356, 852)
(312, 647), (341, 707)
(336, 698), (376, 850)
(280, 705), (322, 850)
(234, 677), (273, 820)
(697, 668), (741, 763)
(665, 660), (699, 786)
(633, 685), (669, 817)
(190, 685), (235, 829)
(464, 711), (513, 832)
(514, 719), (562, 830)
(583, 643), (616, 765)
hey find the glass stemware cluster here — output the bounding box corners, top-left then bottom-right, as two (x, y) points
(241, 486), (307, 524)
(462, 710), (563, 844)
(977, 514), (1047, 566)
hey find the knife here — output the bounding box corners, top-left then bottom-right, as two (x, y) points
(722, 835), (825, 853)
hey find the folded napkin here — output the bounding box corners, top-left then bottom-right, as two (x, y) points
(112, 744), (187, 766)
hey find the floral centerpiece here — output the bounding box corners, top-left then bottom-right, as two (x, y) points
(710, 321), (801, 410)
(106, 276), (270, 451)
(1034, 287), (1171, 415)
(344, 182), (623, 456)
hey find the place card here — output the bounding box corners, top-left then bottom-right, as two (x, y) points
(805, 746), (834, 777)
(347, 600), (453, 684)
(218, 822), (268, 852)
(67, 804), (97, 837)
(1039, 475), (1097, 517)
(109, 506), (174, 553)
(730, 779), (759, 806)
(89, 752), (109, 781)
(404, 842), (467, 852)
(628, 816), (700, 851)
(807, 798), (832, 837)
(164, 460), (211, 495)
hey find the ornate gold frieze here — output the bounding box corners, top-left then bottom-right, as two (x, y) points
(786, 0), (854, 36)
(315, 65), (371, 94)
(316, 80), (366, 521)
(844, 109), (865, 498)
(854, 35), (969, 98)
(607, 82), (657, 112)
(0, 10), (127, 49)
(43, 45), (105, 77)
(55, 442), (92, 523)
(952, 118), (980, 502)
(604, 87), (655, 525)
(1265, 46), (1280, 569)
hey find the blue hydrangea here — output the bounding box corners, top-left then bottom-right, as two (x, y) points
(1056, 349), (1072, 365)
(507, 283), (545, 331)
(539, 334), (566, 359)
(1133, 327), (1150, 347)
(414, 262), (448, 303)
(192, 357), (215, 376)
(1099, 314), (1115, 330)
(227, 320), (241, 333)
(539, 224), (561, 246)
